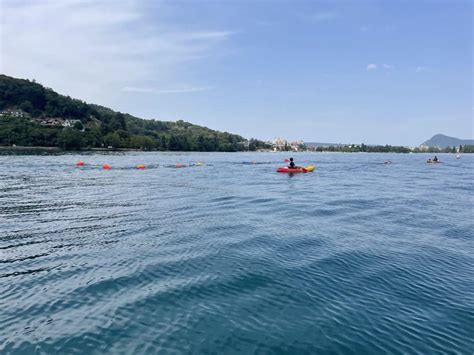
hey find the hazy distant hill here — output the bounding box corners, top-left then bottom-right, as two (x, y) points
(421, 134), (474, 148)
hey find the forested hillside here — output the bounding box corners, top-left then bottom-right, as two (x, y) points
(0, 75), (266, 151)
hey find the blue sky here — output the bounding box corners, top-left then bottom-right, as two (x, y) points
(1, 0), (472, 145)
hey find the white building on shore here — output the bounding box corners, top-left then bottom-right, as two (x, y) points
(270, 137), (306, 151)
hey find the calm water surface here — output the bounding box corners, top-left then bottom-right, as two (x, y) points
(1, 152), (473, 354)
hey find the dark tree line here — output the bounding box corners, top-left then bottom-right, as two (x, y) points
(310, 144), (412, 153)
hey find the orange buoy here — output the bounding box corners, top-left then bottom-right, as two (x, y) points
(136, 164), (146, 169)
(102, 164), (111, 170)
(76, 161), (85, 166)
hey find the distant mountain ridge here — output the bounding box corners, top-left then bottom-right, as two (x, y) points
(421, 134), (474, 148)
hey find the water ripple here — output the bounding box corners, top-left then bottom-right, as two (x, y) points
(1, 152), (473, 354)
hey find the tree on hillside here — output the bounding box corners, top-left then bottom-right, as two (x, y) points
(73, 121), (84, 130)
(130, 135), (157, 150)
(20, 101), (33, 114)
(104, 132), (121, 148)
(249, 139), (258, 151)
(58, 128), (83, 150)
(110, 113), (127, 131)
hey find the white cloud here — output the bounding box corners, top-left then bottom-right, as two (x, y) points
(366, 63), (377, 71)
(0, 0), (233, 105)
(122, 86), (213, 94)
(415, 66), (428, 72)
(382, 64), (394, 70)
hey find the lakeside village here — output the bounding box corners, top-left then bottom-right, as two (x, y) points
(1, 108), (471, 153)
(267, 137), (470, 153)
(0, 108), (83, 129)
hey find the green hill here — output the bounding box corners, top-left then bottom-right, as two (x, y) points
(0, 75), (266, 151)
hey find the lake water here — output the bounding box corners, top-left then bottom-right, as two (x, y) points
(1, 152), (473, 354)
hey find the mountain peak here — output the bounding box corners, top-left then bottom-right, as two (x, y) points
(421, 134), (474, 148)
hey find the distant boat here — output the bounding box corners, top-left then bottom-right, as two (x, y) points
(456, 154), (461, 159)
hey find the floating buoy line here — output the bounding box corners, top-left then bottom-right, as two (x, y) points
(75, 161), (207, 170)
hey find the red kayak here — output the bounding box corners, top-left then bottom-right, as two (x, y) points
(276, 165), (315, 173)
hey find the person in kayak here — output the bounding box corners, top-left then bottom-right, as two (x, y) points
(288, 157), (300, 169)
(433, 156), (438, 162)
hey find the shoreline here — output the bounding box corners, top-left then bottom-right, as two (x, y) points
(0, 146), (469, 154)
